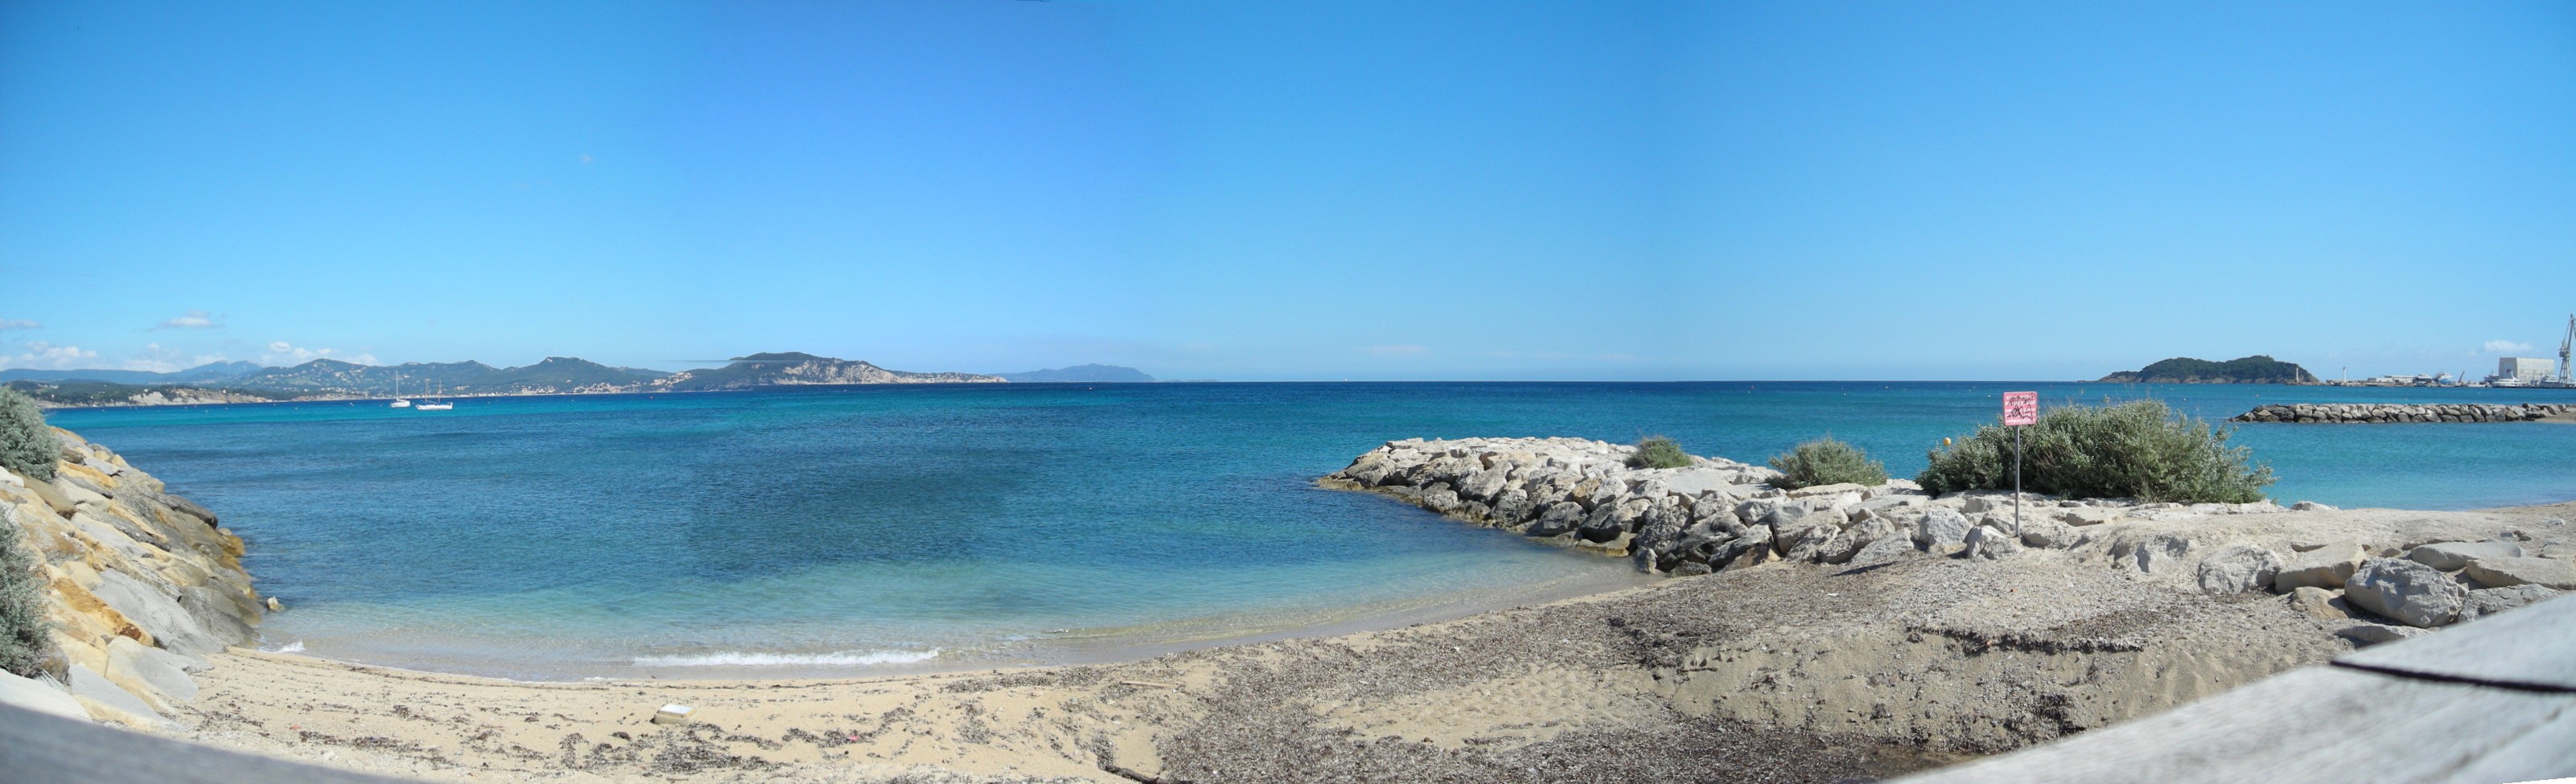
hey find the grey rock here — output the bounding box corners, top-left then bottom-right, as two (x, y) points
(1847, 535), (1922, 567)
(1791, 525), (1852, 564)
(0, 669), (86, 721)
(2195, 544), (2283, 595)
(2291, 501), (2336, 511)
(2054, 507), (2117, 527)
(2408, 540), (2525, 571)
(106, 636), (197, 704)
(88, 571), (228, 657)
(2335, 622), (2429, 647)
(2459, 584), (2563, 622)
(2116, 532), (2195, 574)
(1963, 525), (2022, 560)
(2274, 544), (2365, 593)
(2018, 519), (2081, 549)
(1526, 502), (1586, 537)
(1455, 469), (1508, 504)
(2461, 556), (2576, 590)
(67, 663), (177, 731)
(1914, 507), (1973, 552)
(2344, 557), (2468, 628)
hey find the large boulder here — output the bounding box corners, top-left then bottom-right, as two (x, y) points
(1847, 535), (1923, 567)
(1914, 507), (1973, 552)
(2344, 557), (2469, 628)
(1525, 502), (1586, 537)
(1963, 525), (2022, 560)
(2461, 556), (2576, 590)
(2196, 544), (2283, 595)
(2408, 541), (2525, 571)
(2116, 532), (2195, 574)
(2274, 543), (2365, 593)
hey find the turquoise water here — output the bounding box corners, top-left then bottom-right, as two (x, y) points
(48, 382), (2576, 678)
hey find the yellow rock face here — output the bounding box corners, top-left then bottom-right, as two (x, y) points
(4, 428), (262, 687)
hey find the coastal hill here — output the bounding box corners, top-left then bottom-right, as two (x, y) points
(0, 360), (264, 386)
(6, 351), (1023, 407)
(656, 352), (1004, 390)
(998, 363), (1155, 383)
(2098, 355), (2318, 384)
(231, 356), (670, 395)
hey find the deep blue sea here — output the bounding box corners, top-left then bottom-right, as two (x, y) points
(47, 382), (2576, 679)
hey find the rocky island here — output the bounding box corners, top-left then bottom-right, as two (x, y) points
(2097, 355), (2318, 384)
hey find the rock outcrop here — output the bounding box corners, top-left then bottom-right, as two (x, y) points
(2231, 403), (2576, 424)
(1327, 437), (2575, 644)
(1322, 437), (2294, 576)
(1, 426), (261, 730)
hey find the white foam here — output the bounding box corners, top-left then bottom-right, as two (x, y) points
(270, 640), (306, 653)
(630, 648), (940, 667)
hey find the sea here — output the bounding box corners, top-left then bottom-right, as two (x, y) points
(46, 381), (2576, 680)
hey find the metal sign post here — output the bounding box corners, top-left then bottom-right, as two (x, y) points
(2002, 392), (2039, 532)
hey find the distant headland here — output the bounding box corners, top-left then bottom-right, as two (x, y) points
(0, 353), (1156, 408)
(2097, 355), (2319, 384)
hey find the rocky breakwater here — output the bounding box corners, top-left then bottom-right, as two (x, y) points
(1321, 437), (2300, 577)
(2232, 402), (2576, 424)
(0, 426), (265, 731)
(1327, 437), (2574, 650)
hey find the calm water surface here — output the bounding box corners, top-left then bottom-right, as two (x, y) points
(48, 382), (2576, 678)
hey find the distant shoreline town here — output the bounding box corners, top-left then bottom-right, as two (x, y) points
(0, 352), (1158, 408)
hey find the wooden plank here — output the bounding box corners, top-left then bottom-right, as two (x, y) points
(0, 702), (414, 784)
(1894, 667), (2576, 784)
(2336, 593), (2576, 691)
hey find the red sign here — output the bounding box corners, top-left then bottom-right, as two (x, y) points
(2002, 392), (2039, 426)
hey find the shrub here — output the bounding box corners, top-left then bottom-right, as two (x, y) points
(1767, 437), (1887, 489)
(0, 386), (59, 482)
(1626, 436), (1692, 469)
(0, 506), (50, 679)
(1918, 399), (2274, 503)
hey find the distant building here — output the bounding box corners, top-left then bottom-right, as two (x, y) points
(2496, 357), (2555, 383)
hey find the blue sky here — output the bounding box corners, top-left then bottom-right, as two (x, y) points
(2, 1), (2570, 380)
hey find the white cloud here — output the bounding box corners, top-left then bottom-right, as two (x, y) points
(0, 318), (37, 330)
(2483, 339), (2534, 354)
(154, 310), (223, 330)
(260, 341), (376, 366)
(0, 341), (100, 370)
(121, 343), (230, 373)
(1363, 344), (1430, 357)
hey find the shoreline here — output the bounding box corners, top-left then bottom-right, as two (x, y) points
(250, 564), (1659, 683)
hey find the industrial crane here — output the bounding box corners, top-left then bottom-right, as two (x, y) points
(2562, 313), (2574, 383)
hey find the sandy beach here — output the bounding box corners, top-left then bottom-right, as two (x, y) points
(152, 500), (2574, 784)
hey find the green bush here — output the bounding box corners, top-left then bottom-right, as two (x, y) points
(0, 506), (51, 679)
(1626, 436), (1692, 469)
(1767, 437), (1888, 489)
(0, 386), (59, 482)
(1918, 399), (2274, 503)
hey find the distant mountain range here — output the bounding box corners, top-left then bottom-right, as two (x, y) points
(3, 353), (1154, 407)
(2098, 355), (2319, 384)
(997, 364), (1156, 383)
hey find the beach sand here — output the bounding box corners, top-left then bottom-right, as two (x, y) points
(166, 502), (2572, 783)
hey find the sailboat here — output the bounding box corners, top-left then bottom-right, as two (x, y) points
(389, 372), (413, 408)
(414, 382), (454, 411)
